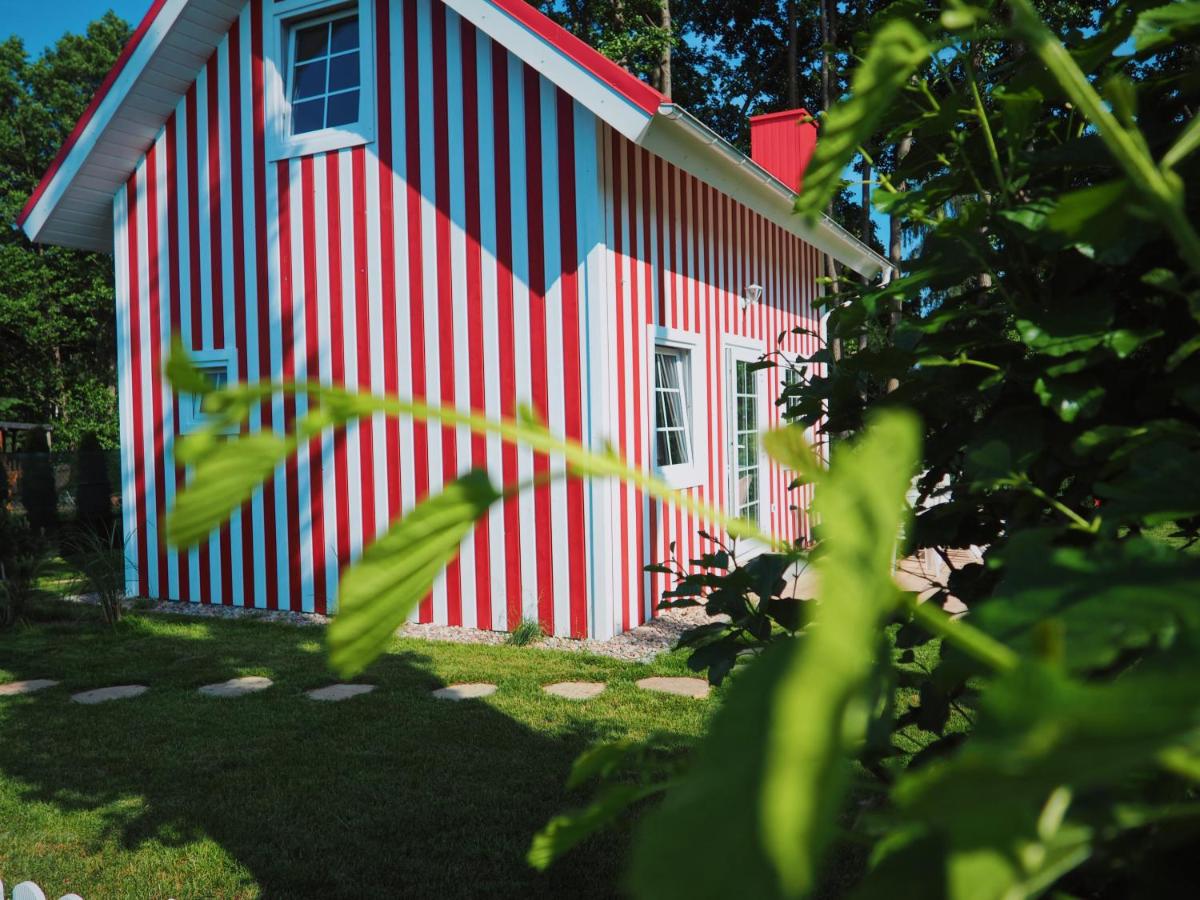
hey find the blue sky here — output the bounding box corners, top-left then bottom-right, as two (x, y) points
(1, 1), (149, 54)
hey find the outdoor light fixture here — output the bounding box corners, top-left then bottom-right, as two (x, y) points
(741, 283), (764, 309)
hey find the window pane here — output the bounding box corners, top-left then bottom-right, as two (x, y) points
(326, 89), (360, 127)
(295, 22), (329, 61)
(657, 431), (670, 466)
(293, 60), (327, 100)
(330, 15), (360, 53)
(328, 52), (360, 92)
(292, 98), (325, 134)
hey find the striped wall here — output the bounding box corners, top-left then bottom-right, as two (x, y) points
(591, 125), (822, 635)
(111, 0), (824, 639)
(114, 0), (599, 636)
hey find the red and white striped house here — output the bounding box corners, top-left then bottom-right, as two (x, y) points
(19, 0), (887, 639)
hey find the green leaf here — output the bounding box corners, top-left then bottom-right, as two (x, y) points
(630, 411), (921, 900)
(795, 20), (930, 219)
(528, 783), (661, 871)
(1132, 2), (1200, 52)
(327, 471), (501, 676)
(168, 432), (297, 546)
(762, 426), (823, 484)
(976, 532), (1200, 671)
(629, 642), (798, 899)
(1033, 376), (1105, 422)
(566, 740), (644, 790)
(763, 410), (921, 894)
(164, 338), (215, 395)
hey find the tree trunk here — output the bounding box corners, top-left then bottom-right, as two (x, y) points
(885, 131), (913, 393)
(659, 0), (672, 97)
(787, 0), (799, 109)
(819, 0), (842, 362)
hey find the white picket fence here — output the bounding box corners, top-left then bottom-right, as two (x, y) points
(1, 880), (83, 900)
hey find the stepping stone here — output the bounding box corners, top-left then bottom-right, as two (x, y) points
(71, 685), (148, 705)
(635, 676), (710, 699)
(198, 676), (273, 698)
(432, 682), (497, 701)
(306, 683), (375, 702)
(0, 679), (59, 697)
(543, 681), (606, 700)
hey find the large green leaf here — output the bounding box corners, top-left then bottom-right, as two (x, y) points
(1132, 2), (1200, 52)
(975, 531), (1200, 671)
(629, 412), (921, 900)
(760, 410), (921, 895)
(168, 431), (297, 546)
(528, 783), (664, 872)
(795, 20), (930, 219)
(327, 471), (501, 676)
(874, 661), (1200, 899)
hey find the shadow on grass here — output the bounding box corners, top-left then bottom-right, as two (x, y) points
(0, 607), (689, 898)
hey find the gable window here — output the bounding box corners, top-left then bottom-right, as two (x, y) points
(178, 349), (236, 434)
(650, 327), (706, 489)
(268, 0), (375, 161)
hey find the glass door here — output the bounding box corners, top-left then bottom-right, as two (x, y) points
(727, 348), (762, 525)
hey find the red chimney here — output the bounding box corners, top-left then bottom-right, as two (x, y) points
(749, 108), (818, 193)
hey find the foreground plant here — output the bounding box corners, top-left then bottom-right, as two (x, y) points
(164, 2), (1200, 897)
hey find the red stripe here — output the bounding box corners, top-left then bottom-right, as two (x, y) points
(326, 154), (352, 588)
(402, 0), (432, 623)
(251, 0), (280, 611)
(126, 176), (148, 598)
(351, 146), (376, 548)
(556, 89), (587, 638)
(165, 111), (190, 603)
(375, 0), (402, 524)
(146, 142), (168, 599)
(18, 0), (170, 225)
(523, 64), (553, 634)
(431, 4), (463, 627)
(278, 160), (303, 612)
(301, 156), (328, 614)
(229, 20), (256, 609)
(205, 54), (234, 605)
(462, 19), (493, 630)
(185, 82), (209, 604)
(491, 43), (522, 631)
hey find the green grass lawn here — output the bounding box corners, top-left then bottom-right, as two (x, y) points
(0, 603), (715, 899)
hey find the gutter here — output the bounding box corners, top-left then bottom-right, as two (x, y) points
(655, 103), (894, 279)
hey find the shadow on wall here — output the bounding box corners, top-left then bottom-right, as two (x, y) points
(0, 616), (666, 898)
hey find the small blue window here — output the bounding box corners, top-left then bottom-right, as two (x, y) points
(289, 13), (360, 135)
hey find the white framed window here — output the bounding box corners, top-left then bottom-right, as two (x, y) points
(178, 349), (236, 434)
(266, 0), (376, 161)
(649, 326), (706, 489)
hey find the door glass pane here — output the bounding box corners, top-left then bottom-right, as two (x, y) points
(732, 358), (759, 521)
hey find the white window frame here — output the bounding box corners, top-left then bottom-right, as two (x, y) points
(648, 326), (706, 490)
(266, 0), (376, 162)
(724, 335), (768, 528)
(178, 348), (237, 434)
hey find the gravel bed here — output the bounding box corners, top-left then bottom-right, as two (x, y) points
(61, 594), (712, 663)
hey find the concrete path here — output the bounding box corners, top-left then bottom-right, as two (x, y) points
(432, 683), (497, 701)
(306, 684), (375, 702)
(543, 681), (606, 700)
(0, 679), (59, 697)
(71, 685), (148, 705)
(635, 677), (710, 698)
(198, 676), (273, 698)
